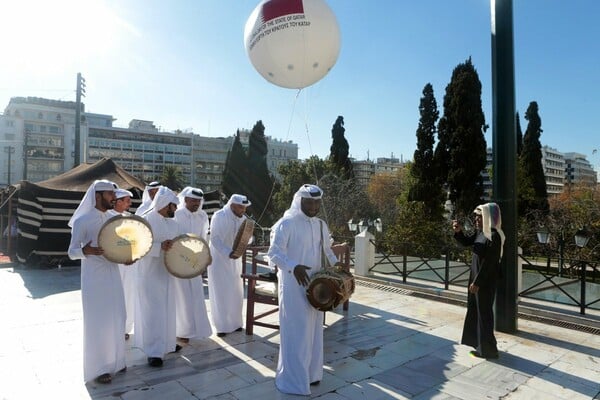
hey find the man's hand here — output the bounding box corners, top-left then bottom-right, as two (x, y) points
(229, 251), (240, 260)
(468, 283), (479, 294)
(161, 240), (174, 251)
(82, 240), (103, 256)
(293, 265), (312, 287)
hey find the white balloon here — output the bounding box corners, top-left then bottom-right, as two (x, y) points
(244, 0), (341, 89)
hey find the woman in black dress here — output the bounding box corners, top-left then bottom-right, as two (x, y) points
(452, 202), (505, 359)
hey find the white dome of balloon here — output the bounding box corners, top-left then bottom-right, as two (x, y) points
(244, 0), (341, 89)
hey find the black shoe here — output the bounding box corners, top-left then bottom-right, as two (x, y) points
(174, 344), (182, 353)
(147, 357), (163, 367)
(217, 332), (226, 337)
(310, 381), (320, 386)
(470, 350), (499, 359)
(235, 327), (243, 332)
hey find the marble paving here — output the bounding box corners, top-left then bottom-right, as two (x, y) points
(0, 266), (598, 399)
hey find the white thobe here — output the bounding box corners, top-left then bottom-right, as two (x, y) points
(173, 207), (212, 339)
(134, 211), (179, 358)
(207, 207), (245, 333)
(108, 210), (136, 335)
(68, 209), (126, 382)
(268, 214), (337, 396)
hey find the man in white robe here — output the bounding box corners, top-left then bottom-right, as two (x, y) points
(68, 180), (126, 384)
(268, 184), (340, 396)
(173, 187), (213, 342)
(208, 194), (251, 337)
(134, 181), (160, 216)
(134, 186), (180, 367)
(111, 189), (136, 339)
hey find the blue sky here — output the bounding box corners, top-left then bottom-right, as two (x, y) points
(1, 0), (599, 169)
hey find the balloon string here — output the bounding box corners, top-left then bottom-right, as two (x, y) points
(254, 88), (303, 225)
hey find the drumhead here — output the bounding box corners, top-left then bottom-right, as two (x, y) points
(231, 218), (255, 258)
(98, 215), (153, 264)
(164, 234), (212, 279)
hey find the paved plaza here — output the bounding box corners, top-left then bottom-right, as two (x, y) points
(0, 264), (598, 399)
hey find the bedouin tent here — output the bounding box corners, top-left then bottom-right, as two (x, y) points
(15, 158), (145, 267)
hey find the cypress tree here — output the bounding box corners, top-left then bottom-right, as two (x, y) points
(329, 116), (354, 179)
(247, 120), (275, 224)
(516, 111), (523, 156)
(519, 101), (549, 215)
(434, 58), (487, 216)
(409, 83), (443, 215)
(222, 131), (248, 197)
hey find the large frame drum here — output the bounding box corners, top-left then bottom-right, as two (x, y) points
(164, 234), (212, 279)
(97, 215), (153, 264)
(231, 219), (255, 258)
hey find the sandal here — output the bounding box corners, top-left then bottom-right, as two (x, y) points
(95, 373), (112, 384)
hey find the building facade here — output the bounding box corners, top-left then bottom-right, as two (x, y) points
(542, 146), (565, 195)
(1, 96), (298, 189)
(352, 156), (404, 188)
(564, 152), (597, 187)
(1, 97), (83, 184)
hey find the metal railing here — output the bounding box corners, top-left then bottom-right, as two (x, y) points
(363, 240), (600, 315)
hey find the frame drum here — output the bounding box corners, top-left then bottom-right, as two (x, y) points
(164, 234), (212, 279)
(231, 219), (255, 258)
(306, 269), (355, 312)
(98, 215), (152, 264)
(98, 215), (153, 264)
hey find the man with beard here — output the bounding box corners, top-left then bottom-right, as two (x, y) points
(135, 186), (181, 367)
(452, 202), (505, 359)
(173, 187), (212, 343)
(268, 184), (341, 395)
(68, 180), (126, 384)
(208, 194), (251, 337)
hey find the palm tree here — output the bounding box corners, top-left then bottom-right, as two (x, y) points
(159, 165), (185, 191)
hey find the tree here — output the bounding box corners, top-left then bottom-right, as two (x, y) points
(433, 57), (487, 217)
(516, 111), (523, 156)
(329, 116), (354, 179)
(408, 83), (444, 216)
(222, 131), (249, 197)
(272, 156), (330, 217)
(247, 120), (276, 225)
(159, 165), (185, 191)
(519, 101), (549, 215)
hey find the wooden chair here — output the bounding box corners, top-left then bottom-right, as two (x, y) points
(242, 243), (351, 335)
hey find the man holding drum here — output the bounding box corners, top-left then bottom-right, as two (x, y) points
(173, 187), (213, 343)
(208, 194), (251, 337)
(68, 179), (126, 385)
(135, 186), (181, 367)
(268, 184), (341, 396)
(111, 189), (136, 340)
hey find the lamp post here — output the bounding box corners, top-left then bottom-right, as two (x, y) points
(574, 227), (591, 315)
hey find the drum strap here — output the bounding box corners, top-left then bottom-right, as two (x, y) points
(320, 220), (332, 270)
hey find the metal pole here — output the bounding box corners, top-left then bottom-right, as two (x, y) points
(4, 146), (14, 185)
(491, 0), (518, 333)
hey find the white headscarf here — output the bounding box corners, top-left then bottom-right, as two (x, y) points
(177, 186), (204, 210)
(115, 189), (133, 199)
(474, 202), (506, 259)
(226, 194), (251, 208)
(283, 184), (323, 219)
(68, 179), (117, 227)
(135, 181), (161, 216)
(148, 186), (179, 214)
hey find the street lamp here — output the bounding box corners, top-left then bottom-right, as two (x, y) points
(347, 218), (357, 232)
(575, 228), (591, 248)
(536, 227), (550, 245)
(348, 218), (382, 234)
